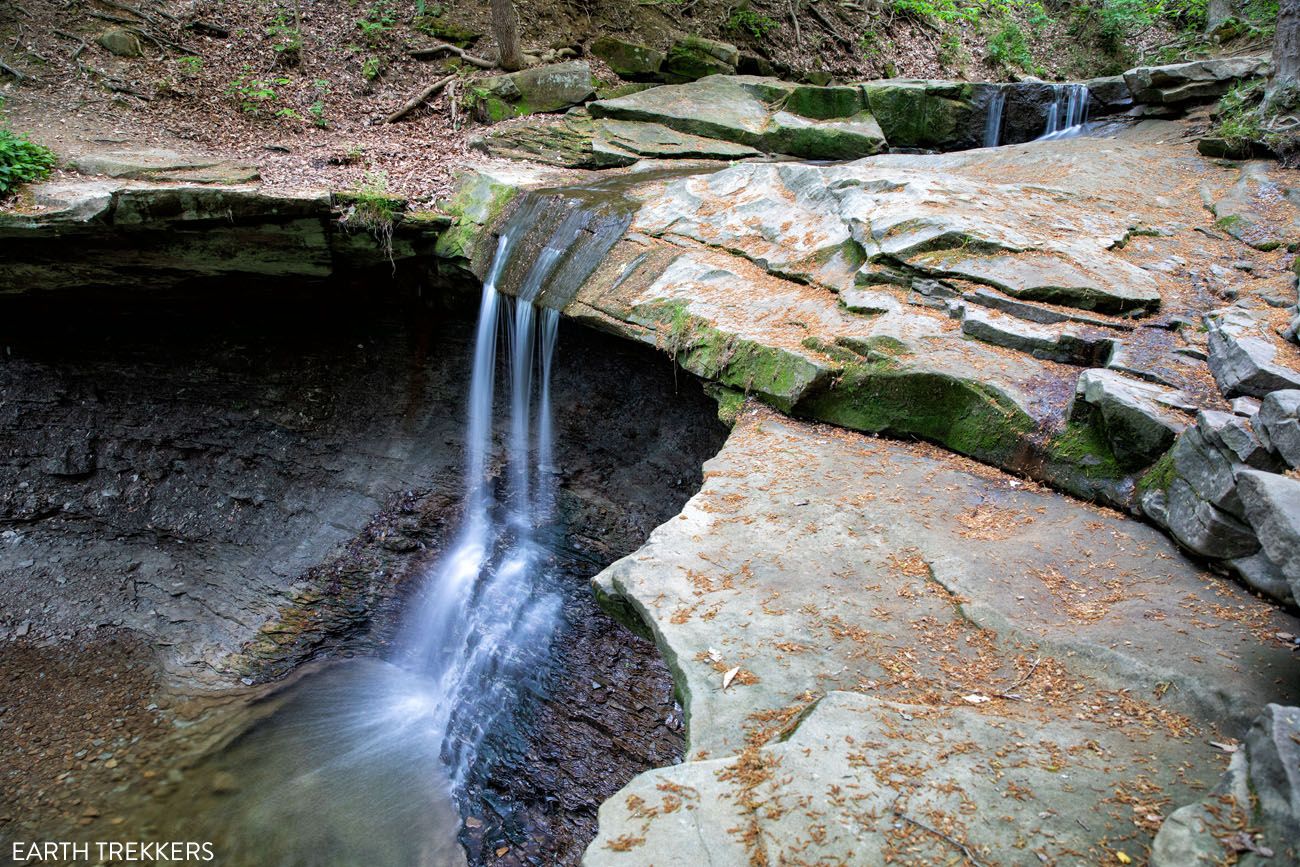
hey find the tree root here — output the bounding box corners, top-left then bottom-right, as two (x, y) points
(408, 40), (496, 69)
(385, 74), (456, 123)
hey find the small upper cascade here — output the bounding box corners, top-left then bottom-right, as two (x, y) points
(982, 86), (1008, 148)
(1038, 83), (1090, 140)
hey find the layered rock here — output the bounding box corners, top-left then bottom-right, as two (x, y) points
(1125, 55), (1270, 105)
(585, 408), (1300, 864)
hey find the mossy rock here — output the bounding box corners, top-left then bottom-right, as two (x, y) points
(413, 16), (480, 47)
(591, 36), (665, 82)
(783, 84), (869, 120)
(800, 366), (1036, 466)
(433, 171), (521, 266)
(862, 80), (977, 150)
(662, 36), (739, 83)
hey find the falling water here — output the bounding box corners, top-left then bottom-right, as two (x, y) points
(1039, 83), (1089, 140)
(983, 86), (1008, 148)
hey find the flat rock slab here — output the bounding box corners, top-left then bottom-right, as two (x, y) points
(69, 148), (261, 184)
(589, 408), (1299, 863)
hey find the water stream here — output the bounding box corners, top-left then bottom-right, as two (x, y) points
(983, 85), (1008, 148)
(1038, 83), (1090, 140)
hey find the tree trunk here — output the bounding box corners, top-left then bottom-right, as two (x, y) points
(491, 0), (523, 72)
(1205, 0), (1234, 33)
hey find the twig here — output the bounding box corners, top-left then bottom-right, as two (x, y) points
(788, 0), (801, 48)
(892, 808), (987, 867)
(53, 28), (90, 60)
(408, 40), (496, 69)
(994, 657), (1042, 700)
(0, 58), (27, 80)
(385, 73), (455, 123)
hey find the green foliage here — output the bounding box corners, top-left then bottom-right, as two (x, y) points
(357, 1), (395, 44)
(226, 65), (291, 115)
(1214, 81), (1266, 150)
(987, 20), (1032, 70)
(362, 55), (383, 80)
(726, 7), (780, 39)
(310, 78), (331, 128)
(1071, 0), (1207, 56)
(176, 55), (203, 76)
(266, 11), (302, 65)
(0, 126), (56, 197)
(342, 170), (401, 261)
(937, 33), (969, 68)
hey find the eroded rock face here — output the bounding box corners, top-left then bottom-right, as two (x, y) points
(1124, 55), (1270, 105)
(1152, 704), (1300, 867)
(586, 407), (1300, 864)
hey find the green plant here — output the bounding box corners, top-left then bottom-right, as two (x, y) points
(267, 12), (302, 65)
(342, 170), (401, 262)
(362, 55), (383, 80)
(226, 65), (290, 114)
(0, 126), (56, 197)
(726, 7), (780, 39)
(275, 106), (302, 120)
(357, 1), (395, 44)
(309, 101), (328, 127)
(937, 32), (968, 68)
(987, 20), (1033, 70)
(176, 55), (203, 76)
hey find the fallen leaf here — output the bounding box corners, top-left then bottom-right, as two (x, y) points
(962, 694), (992, 704)
(722, 667), (740, 690)
(1116, 852), (1132, 864)
(707, 647), (722, 663)
(1210, 741), (1238, 753)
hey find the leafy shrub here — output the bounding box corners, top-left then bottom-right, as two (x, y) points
(726, 7), (780, 39)
(226, 65), (291, 114)
(987, 20), (1032, 69)
(176, 55), (203, 76)
(362, 55), (383, 80)
(358, 1), (395, 44)
(0, 127), (57, 197)
(266, 13), (302, 66)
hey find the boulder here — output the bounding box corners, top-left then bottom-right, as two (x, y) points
(1237, 468), (1300, 598)
(1230, 551), (1296, 605)
(860, 79), (979, 150)
(476, 61), (595, 122)
(1084, 74), (1134, 113)
(1199, 409), (1279, 469)
(589, 36), (664, 82)
(1157, 477), (1260, 558)
(1070, 369), (1192, 468)
(1256, 389), (1300, 468)
(1124, 55), (1270, 105)
(593, 119), (760, 160)
(589, 76), (885, 160)
(1207, 308), (1300, 398)
(1153, 704), (1300, 866)
(97, 27), (142, 57)
(661, 36), (739, 82)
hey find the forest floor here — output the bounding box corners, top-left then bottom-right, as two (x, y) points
(0, 0), (1216, 202)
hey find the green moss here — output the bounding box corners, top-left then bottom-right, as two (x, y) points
(433, 172), (520, 262)
(1045, 421), (1125, 480)
(800, 366), (1036, 464)
(1135, 447), (1177, 497)
(704, 383), (747, 426)
(783, 85), (868, 120)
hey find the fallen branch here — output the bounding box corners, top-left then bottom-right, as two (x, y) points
(53, 28), (90, 60)
(408, 40), (496, 69)
(788, 0), (801, 48)
(0, 58), (27, 80)
(892, 808), (987, 867)
(807, 0), (853, 49)
(385, 73), (455, 123)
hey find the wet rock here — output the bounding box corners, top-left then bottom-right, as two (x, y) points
(1256, 389), (1300, 468)
(1124, 55), (1270, 105)
(1203, 161), (1299, 252)
(661, 36), (738, 82)
(1069, 369), (1191, 469)
(1237, 469), (1300, 600)
(589, 37), (663, 82)
(1207, 307), (1300, 398)
(97, 28), (142, 58)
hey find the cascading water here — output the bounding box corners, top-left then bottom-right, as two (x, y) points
(983, 86), (1008, 148)
(1039, 83), (1089, 140)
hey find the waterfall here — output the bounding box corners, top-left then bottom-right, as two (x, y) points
(983, 86), (1007, 148)
(1039, 83), (1089, 140)
(392, 202), (573, 794)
